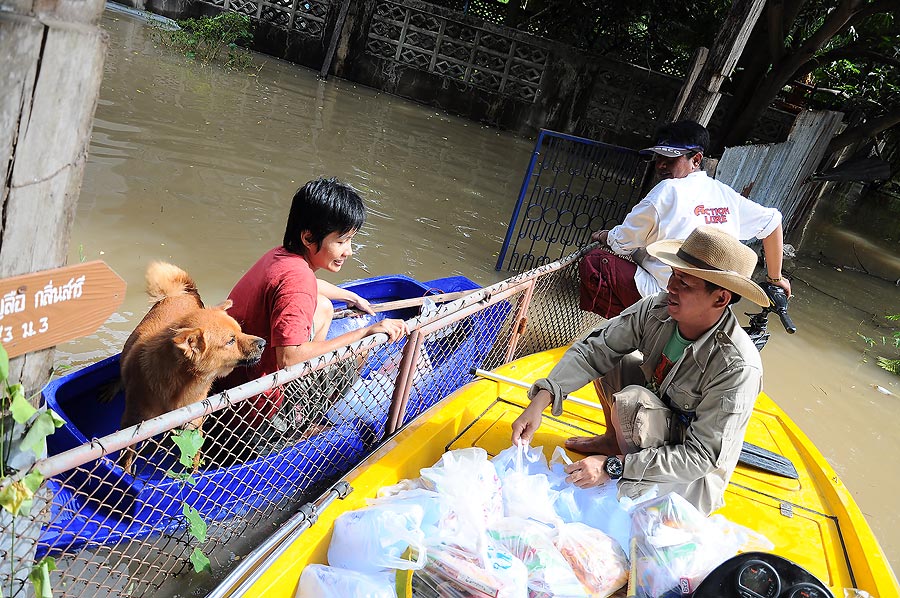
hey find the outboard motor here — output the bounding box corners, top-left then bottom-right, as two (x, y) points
(744, 282), (797, 351)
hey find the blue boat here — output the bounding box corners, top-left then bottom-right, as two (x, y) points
(39, 274), (502, 556)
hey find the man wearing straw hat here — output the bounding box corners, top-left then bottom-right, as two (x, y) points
(512, 226), (768, 515)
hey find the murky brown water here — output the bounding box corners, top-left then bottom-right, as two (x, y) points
(60, 8), (900, 582)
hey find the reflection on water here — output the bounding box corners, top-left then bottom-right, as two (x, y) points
(60, 8), (899, 584)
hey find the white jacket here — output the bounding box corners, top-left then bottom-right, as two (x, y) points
(607, 171), (782, 296)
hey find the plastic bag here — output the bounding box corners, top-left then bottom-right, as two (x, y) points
(420, 448), (504, 528)
(369, 488), (478, 552)
(412, 542), (527, 598)
(547, 448), (636, 553)
(488, 518), (588, 598)
(296, 564), (395, 598)
(492, 443), (560, 525)
(630, 492), (774, 597)
(554, 522), (629, 598)
(327, 502), (427, 574)
(325, 371), (394, 427)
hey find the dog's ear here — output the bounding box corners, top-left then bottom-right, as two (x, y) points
(213, 299), (233, 311)
(173, 327), (206, 358)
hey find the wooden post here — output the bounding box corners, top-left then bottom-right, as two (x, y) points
(676, 0), (766, 126)
(320, 0), (353, 80)
(668, 47), (709, 122)
(0, 0), (108, 397)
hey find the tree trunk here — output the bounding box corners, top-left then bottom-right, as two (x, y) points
(0, 0), (108, 397)
(723, 0), (893, 149)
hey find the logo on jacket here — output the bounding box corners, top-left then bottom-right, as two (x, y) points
(693, 205), (730, 224)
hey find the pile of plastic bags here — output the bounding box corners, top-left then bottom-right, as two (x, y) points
(297, 444), (771, 598)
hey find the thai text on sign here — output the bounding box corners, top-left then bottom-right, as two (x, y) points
(0, 261), (126, 358)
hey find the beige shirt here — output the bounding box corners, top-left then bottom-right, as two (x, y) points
(530, 294), (762, 514)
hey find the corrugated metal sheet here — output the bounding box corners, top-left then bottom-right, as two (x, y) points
(717, 110), (844, 235)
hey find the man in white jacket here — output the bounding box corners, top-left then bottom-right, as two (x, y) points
(580, 120), (791, 318)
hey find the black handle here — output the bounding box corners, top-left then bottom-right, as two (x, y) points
(761, 282), (797, 334)
(778, 310), (797, 334)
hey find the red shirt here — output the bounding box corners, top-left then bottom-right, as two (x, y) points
(222, 247), (317, 420)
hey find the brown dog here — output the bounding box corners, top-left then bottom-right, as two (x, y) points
(118, 262), (265, 474)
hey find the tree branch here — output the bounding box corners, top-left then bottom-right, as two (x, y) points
(827, 109), (900, 154)
(793, 44), (900, 81)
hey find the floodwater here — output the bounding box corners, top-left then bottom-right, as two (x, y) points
(59, 8), (900, 585)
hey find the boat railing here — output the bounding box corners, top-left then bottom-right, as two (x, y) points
(1, 247), (603, 598)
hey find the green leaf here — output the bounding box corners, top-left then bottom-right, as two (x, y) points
(20, 411), (60, 456)
(11, 392), (37, 424)
(171, 429), (204, 468)
(29, 556), (57, 598)
(189, 547), (211, 573)
(183, 503), (208, 542)
(22, 470), (44, 494)
(0, 342), (8, 381)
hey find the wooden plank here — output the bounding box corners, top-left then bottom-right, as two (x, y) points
(2, 24), (107, 278)
(1, 6), (107, 394)
(679, 0), (767, 125)
(0, 14), (42, 204)
(0, 261), (126, 358)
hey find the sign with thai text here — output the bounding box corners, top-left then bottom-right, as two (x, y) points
(0, 261), (126, 358)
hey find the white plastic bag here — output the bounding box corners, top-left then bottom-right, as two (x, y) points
(419, 448), (504, 528)
(488, 518), (588, 598)
(548, 447), (636, 553)
(492, 443), (560, 525)
(368, 488), (477, 552)
(630, 492), (774, 597)
(296, 564), (395, 598)
(554, 522), (629, 598)
(327, 503), (427, 574)
(413, 542), (527, 598)
(325, 371), (394, 426)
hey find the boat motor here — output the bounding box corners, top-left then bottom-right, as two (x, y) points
(744, 282), (797, 352)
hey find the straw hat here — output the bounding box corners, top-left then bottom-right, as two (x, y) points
(646, 225), (769, 307)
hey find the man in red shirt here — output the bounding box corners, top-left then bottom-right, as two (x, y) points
(224, 177), (407, 425)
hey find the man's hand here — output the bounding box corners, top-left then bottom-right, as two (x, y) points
(347, 293), (375, 315)
(368, 318), (408, 342)
(590, 230), (610, 245)
(563, 455), (611, 488)
(772, 277), (792, 298)
(511, 389), (552, 446)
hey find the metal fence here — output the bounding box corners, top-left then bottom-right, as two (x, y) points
(496, 129), (647, 272)
(0, 248), (602, 597)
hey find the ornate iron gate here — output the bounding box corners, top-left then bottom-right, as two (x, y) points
(496, 130), (648, 272)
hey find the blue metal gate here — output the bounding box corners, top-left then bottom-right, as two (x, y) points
(496, 130), (648, 271)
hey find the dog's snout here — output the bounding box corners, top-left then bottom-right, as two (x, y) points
(253, 337), (266, 351)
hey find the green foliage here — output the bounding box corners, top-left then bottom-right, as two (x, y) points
(171, 428), (204, 469)
(189, 547), (212, 573)
(0, 343), (64, 596)
(183, 503), (208, 543)
(859, 312), (900, 377)
(29, 557), (56, 598)
(167, 429), (210, 572)
(158, 11), (254, 69)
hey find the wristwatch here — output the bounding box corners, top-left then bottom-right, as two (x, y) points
(604, 455), (623, 479)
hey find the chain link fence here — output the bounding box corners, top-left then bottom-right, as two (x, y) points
(0, 248), (602, 597)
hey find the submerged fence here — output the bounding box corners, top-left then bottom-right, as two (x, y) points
(496, 129), (647, 272)
(0, 249), (601, 597)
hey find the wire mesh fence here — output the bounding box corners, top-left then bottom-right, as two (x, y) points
(0, 248), (601, 597)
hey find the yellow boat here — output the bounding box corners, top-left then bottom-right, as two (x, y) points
(211, 346), (900, 598)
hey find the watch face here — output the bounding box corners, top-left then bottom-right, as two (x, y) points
(605, 456), (623, 478)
